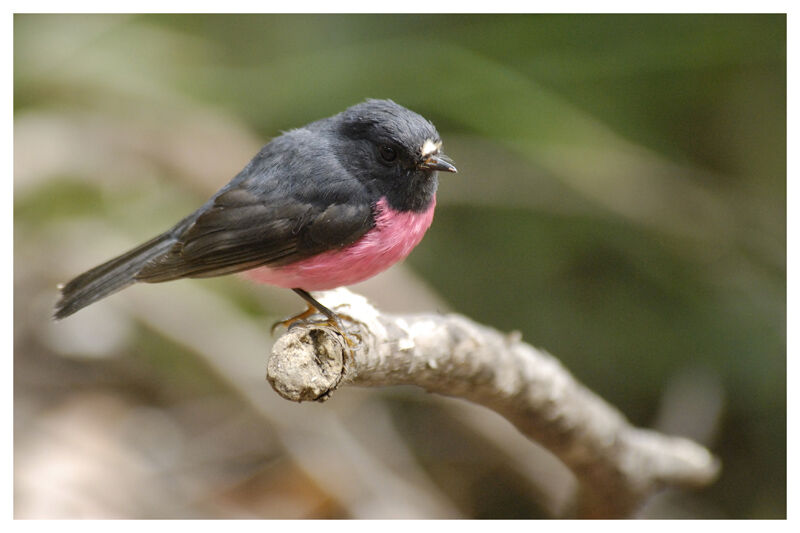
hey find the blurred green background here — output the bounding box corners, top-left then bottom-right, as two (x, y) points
(14, 14), (785, 518)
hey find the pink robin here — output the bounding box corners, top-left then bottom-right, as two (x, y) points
(54, 99), (457, 342)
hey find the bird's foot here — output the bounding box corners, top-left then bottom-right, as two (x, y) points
(270, 304), (316, 335)
(271, 302), (361, 358)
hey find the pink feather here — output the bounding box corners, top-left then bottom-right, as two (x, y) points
(243, 196), (436, 290)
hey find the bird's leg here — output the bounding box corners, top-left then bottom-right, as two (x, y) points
(271, 288), (359, 350)
(292, 288), (359, 348)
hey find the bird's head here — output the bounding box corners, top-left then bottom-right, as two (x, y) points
(333, 99), (457, 212)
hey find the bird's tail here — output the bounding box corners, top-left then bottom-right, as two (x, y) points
(53, 232), (177, 320)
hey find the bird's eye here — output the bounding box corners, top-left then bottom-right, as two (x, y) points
(379, 145), (397, 162)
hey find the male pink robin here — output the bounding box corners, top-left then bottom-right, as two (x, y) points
(54, 99), (457, 338)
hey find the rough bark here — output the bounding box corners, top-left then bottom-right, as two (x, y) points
(266, 288), (720, 518)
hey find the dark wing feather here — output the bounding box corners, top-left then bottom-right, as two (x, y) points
(136, 183), (374, 283)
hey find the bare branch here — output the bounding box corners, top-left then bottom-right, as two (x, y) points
(267, 288), (720, 518)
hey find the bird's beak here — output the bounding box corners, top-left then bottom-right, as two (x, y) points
(419, 154), (458, 173)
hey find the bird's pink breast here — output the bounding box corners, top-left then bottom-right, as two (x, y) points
(243, 196), (436, 290)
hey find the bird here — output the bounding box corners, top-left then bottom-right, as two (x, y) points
(53, 99), (457, 342)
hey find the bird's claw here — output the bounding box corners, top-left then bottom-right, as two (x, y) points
(271, 307), (361, 359)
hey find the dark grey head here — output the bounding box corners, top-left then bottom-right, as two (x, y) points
(329, 99), (456, 212)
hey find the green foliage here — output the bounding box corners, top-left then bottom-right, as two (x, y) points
(14, 14), (785, 518)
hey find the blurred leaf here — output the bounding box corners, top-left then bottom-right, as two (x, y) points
(14, 13), (785, 518)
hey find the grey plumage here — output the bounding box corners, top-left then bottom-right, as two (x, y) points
(54, 99), (454, 320)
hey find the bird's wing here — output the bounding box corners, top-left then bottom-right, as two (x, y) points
(135, 184), (374, 282)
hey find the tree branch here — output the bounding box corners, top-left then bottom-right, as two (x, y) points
(266, 288), (720, 518)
